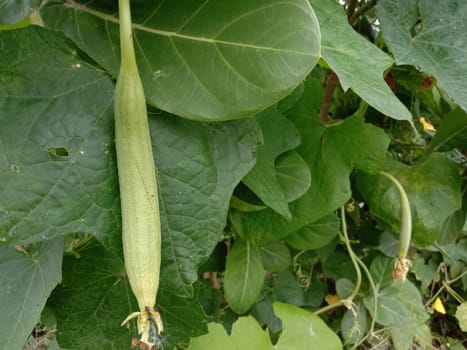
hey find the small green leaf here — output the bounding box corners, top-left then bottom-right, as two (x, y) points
(455, 302), (467, 332)
(260, 242), (291, 272)
(311, 0), (412, 122)
(378, 0), (467, 112)
(273, 302), (342, 350)
(285, 213), (340, 250)
(429, 107), (467, 152)
(251, 291), (283, 334)
(0, 237), (63, 349)
(369, 255), (394, 289)
(41, 0), (321, 121)
(357, 154), (462, 246)
(411, 253), (438, 291)
(336, 278), (355, 299)
(242, 109), (302, 219)
(224, 239), (264, 314)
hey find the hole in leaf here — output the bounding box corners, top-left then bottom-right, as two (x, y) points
(410, 19), (423, 38)
(47, 147), (69, 157)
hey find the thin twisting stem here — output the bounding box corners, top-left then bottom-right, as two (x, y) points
(314, 207), (362, 315)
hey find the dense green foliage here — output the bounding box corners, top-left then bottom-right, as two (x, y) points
(0, 0), (466, 349)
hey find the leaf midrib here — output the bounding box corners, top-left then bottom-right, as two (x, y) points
(64, 0), (314, 55)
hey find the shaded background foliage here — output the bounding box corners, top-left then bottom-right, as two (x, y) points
(1, 0), (467, 349)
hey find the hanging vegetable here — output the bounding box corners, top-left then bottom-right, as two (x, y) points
(114, 0), (163, 347)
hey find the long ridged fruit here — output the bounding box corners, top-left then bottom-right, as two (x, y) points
(115, 0), (162, 345)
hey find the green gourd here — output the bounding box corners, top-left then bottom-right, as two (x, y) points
(115, 0), (162, 346)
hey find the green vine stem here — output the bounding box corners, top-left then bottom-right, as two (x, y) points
(351, 256), (379, 349)
(379, 171), (412, 282)
(314, 206), (362, 315)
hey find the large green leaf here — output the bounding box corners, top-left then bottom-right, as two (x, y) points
(188, 303), (341, 350)
(188, 323), (237, 350)
(310, 0), (412, 122)
(357, 154), (462, 246)
(154, 115), (260, 296)
(232, 115), (389, 245)
(40, 0), (321, 121)
(364, 280), (429, 350)
(189, 316), (274, 350)
(0, 27), (121, 252)
(0, 26), (260, 299)
(48, 239), (206, 350)
(388, 281), (430, 350)
(0, 237), (63, 349)
(274, 302), (342, 350)
(378, 0), (467, 112)
(224, 238), (264, 314)
(242, 109), (304, 219)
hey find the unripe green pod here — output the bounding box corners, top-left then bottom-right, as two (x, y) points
(115, 0), (162, 345)
(379, 171), (412, 282)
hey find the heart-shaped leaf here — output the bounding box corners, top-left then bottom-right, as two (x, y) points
(188, 303), (341, 350)
(41, 0), (321, 121)
(274, 302), (342, 350)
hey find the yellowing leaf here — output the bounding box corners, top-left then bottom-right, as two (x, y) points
(325, 294), (342, 305)
(432, 297), (446, 314)
(420, 117), (436, 132)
